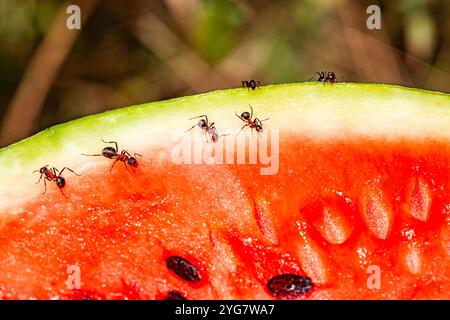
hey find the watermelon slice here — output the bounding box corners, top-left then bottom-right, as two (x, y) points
(0, 83), (449, 300)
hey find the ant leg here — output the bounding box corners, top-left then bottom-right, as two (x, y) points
(188, 115), (209, 125)
(42, 178), (48, 194)
(110, 159), (119, 171)
(124, 150), (142, 159)
(235, 112), (244, 121)
(237, 124), (250, 136)
(32, 166), (47, 174)
(35, 173), (44, 184)
(241, 81), (245, 88)
(248, 104), (253, 119)
(122, 150), (131, 157)
(254, 117), (270, 123)
(102, 139), (119, 152)
(59, 187), (68, 199)
(59, 167), (81, 176)
(307, 73), (316, 81)
(186, 124), (197, 132)
(187, 115), (209, 132)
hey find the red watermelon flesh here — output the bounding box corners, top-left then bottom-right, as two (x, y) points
(0, 83), (449, 300)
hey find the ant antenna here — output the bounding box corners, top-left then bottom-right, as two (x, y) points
(308, 72), (320, 81)
(186, 125), (197, 133)
(81, 153), (103, 157)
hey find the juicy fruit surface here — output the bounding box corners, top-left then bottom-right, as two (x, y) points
(0, 137), (449, 299)
(0, 83), (449, 300)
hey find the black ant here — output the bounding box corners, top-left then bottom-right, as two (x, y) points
(235, 104), (269, 136)
(242, 79), (261, 90)
(314, 71), (337, 83)
(82, 140), (142, 171)
(186, 115), (228, 143)
(33, 165), (80, 197)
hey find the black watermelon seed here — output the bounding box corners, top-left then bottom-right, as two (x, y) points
(166, 256), (202, 283)
(164, 291), (187, 300)
(267, 274), (313, 298)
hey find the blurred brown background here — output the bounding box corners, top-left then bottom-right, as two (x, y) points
(1, 0), (450, 147)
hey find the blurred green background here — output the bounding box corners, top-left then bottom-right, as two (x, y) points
(1, 0), (450, 147)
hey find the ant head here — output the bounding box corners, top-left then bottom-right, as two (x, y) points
(39, 166), (49, 174)
(128, 157), (138, 167)
(102, 146), (117, 158)
(317, 71), (326, 81)
(241, 111), (251, 120)
(197, 119), (208, 129)
(56, 176), (65, 188)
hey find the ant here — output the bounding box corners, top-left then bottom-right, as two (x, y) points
(187, 115), (228, 143)
(235, 104), (269, 136)
(242, 79), (261, 90)
(82, 140), (142, 171)
(33, 165), (80, 197)
(313, 71), (337, 83)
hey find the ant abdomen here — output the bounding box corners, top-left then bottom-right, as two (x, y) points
(56, 176), (66, 188)
(102, 147), (117, 159)
(127, 157), (138, 167)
